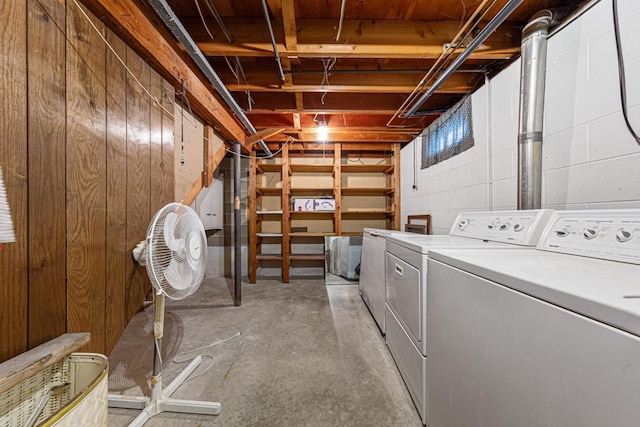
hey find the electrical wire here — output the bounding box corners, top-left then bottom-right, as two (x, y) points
(336, 0), (347, 41)
(171, 332), (241, 383)
(612, 0), (640, 144)
(194, 0), (215, 40)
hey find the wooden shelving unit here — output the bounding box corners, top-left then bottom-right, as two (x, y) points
(249, 143), (400, 283)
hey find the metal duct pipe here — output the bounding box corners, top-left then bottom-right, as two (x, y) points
(517, 10), (553, 210)
(261, 0), (286, 82)
(405, 0), (525, 117)
(147, 0), (273, 156)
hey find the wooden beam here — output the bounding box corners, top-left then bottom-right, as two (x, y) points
(191, 18), (521, 59)
(268, 142), (398, 151)
(181, 173), (204, 207)
(81, 0), (248, 146)
(203, 125), (214, 187)
(223, 71), (477, 93)
(295, 92), (304, 111)
(293, 113), (301, 130)
(281, 0), (298, 53)
(246, 128), (286, 146)
(270, 131), (413, 143)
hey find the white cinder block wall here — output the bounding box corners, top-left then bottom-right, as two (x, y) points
(401, 0), (640, 234)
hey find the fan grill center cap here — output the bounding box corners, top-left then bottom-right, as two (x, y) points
(187, 232), (202, 260)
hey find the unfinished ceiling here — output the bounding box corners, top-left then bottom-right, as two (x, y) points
(145, 0), (581, 146)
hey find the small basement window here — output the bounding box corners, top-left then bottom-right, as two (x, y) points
(421, 96), (474, 169)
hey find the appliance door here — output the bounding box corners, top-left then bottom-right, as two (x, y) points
(386, 250), (422, 347)
(427, 258), (640, 427)
(360, 231), (387, 332)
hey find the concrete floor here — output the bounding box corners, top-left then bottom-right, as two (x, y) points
(107, 277), (421, 426)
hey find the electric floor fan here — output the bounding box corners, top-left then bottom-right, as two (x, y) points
(108, 202), (220, 426)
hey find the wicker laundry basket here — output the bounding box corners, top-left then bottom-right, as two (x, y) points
(0, 334), (108, 427)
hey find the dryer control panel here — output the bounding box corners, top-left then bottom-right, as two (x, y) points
(537, 209), (640, 264)
(449, 210), (554, 246)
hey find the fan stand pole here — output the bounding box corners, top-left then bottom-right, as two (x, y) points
(108, 294), (221, 426)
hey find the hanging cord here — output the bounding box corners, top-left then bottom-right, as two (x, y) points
(612, 0), (640, 144)
(320, 57), (337, 105)
(179, 80), (187, 166)
(194, 0), (215, 40)
(335, 0), (347, 41)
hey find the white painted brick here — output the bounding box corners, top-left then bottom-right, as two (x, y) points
(619, 0), (640, 19)
(441, 169), (460, 192)
(431, 191), (455, 211)
(454, 184), (488, 210)
(588, 30), (617, 81)
(589, 106), (640, 161)
(544, 87), (577, 136)
(544, 154), (640, 205)
(545, 48), (589, 98)
(492, 178), (517, 209)
(492, 149), (515, 181)
(491, 120), (518, 155)
(469, 158), (488, 185)
(625, 57), (640, 108)
(542, 124), (589, 171)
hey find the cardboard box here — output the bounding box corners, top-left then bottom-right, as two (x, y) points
(314, 198), (336, 211)
(293, 198), (315, 211)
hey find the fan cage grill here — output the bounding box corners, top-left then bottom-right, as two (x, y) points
(146, 203), (207, 300)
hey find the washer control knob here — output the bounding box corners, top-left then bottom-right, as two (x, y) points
(555, 230), (569, 238)
(488, 222), (496, 230)
(499, 223), (510, 231)
(616, 229), (633, 243)
(583, 228), (598, 240)
(458, 219), (470, 230)
(513, 224), (524, 232)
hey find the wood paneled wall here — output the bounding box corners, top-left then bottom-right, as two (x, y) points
(0, 0), (175, 361)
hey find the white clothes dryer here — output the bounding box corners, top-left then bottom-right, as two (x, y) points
(426, 209), (640, 427)
(384, 210), (553, 424)
(360, 228), (417, 333)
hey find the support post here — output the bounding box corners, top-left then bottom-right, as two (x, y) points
(234, 142), (242, 306)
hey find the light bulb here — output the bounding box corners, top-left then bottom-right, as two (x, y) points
(317, 124), (328, 141)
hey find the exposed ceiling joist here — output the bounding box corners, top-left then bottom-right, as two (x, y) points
(222, 71), (479, 93)
(190, 18), (521, 59)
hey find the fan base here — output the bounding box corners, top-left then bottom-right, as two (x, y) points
(108, 356), (220, 426)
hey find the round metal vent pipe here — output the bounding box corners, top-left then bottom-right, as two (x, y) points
(517, 10), (553, 210)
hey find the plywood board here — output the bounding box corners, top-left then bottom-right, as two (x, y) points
(27, 0), (67, 349)
(105, 28), (128, 355)
(150, 69), (165, 214)
(66, 0), (107, 353)
(0, 0), (28, 361)
(125, 46), (152, 321)
(161, 80), (176, 204)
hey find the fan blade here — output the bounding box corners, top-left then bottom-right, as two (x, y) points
(163, 258), (193, 292)
(163, 212), (182, 252)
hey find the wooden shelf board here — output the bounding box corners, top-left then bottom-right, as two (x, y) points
(257, 187), (282, 195)
(341, 232), (364, 236)
(256, 210), (283, 215)
(289, 232), (336, 237)
(290, 188), (334, 194)
(256, 254), (283, 261)
(341, 164), (393, 173)
(341, 210), (394, 215)
(289, 254), (326, 261)
(256, 163), (282, 173)
(290, 210), (335, 214)
(290, 164), (334, 173)
(341, 187), (394, 195)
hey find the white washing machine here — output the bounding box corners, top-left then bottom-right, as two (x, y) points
(384, 210), (553, 425)
(360, 228), (417, 333)
(426, 209), (640, 427)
